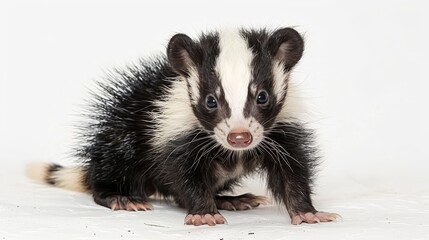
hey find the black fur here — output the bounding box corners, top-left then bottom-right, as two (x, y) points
(56, 27), (320, 221)
(46, 163), (63, 185)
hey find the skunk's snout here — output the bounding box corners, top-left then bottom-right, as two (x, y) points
(227, 130), (253, 148)
(214, 119), (263, 151)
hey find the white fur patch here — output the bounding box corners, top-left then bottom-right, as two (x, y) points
(272, 60), (290, 101)
(187, 67), (200, 104)
(151, 77), (199, 147)
(215, 29), (254, 129)
(250, 83), (257, 96)
(25, 162), (49, 182)
(215, 86), (221, 98)
(51, 167), (87, 192)
(215, 160), (244, 189)
(277, 78), (307, 122)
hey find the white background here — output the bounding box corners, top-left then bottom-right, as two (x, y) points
(1, 0), (428, 239)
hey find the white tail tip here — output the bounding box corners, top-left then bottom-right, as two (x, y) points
(25, 162), (50, 182)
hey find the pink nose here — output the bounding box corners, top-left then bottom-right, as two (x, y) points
(227, 130), (253, 148)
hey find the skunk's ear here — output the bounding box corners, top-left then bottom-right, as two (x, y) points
(265, 28), (304, 71)
(167, 34), (202, 77)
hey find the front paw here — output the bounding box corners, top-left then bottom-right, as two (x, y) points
(291, 212), (340, 225)
(184, 213), (227, 226)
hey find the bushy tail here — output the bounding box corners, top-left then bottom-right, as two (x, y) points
(25, 162), (88, 192)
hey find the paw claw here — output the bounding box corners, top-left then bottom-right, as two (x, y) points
(220, 201), (236, 211)
(292, 215), (304, 225)
(242, 203), (252, 210)
(204, 214), (216, 226)
(192, 215), (202, 226)
(111, 202), (119, 211)
(303, 213), (320, 224)
(126, 202), (139, 211)
(184, 214), (193, 225)
(214, 213), (227, 224)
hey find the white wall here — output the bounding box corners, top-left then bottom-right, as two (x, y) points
(1, 0), (428, 195)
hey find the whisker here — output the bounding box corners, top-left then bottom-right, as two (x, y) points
(258, 141), (280, 167)
(189, 139), (217, 172)
(262, 139), (291, 172)
(264, 136), (304, 169)
(261, 115), (280, 126)
(163, 134), (214, 162)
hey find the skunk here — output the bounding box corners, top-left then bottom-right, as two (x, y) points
(27, 27), (338, 226)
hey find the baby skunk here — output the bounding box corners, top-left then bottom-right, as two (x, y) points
(27, 27), (338, 226)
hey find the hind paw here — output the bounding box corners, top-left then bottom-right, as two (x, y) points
(184, 213), (227, 226)
(109, 196), (153, 211)
(94, 194), (153, 211)
(291, 212), (340, 225)
(215, 193), (268, 211)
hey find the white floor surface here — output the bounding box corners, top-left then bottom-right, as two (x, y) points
(1, 165), (428, 240)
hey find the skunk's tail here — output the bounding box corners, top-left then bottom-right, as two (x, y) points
(26, 162), (88, 192)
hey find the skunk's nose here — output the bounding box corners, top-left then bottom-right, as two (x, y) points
(227, 130), (253, 148)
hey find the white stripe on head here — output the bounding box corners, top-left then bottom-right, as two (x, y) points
(215, 29), (254, 128)
(272, 61), (290, 101)
(187, 67), (200, 104)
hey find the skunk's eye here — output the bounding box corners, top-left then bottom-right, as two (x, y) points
(256, 90), (269, 105)
(206, 95), (218, 109)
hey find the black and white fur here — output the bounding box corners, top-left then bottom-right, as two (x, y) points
(27, 27), (338, 226)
